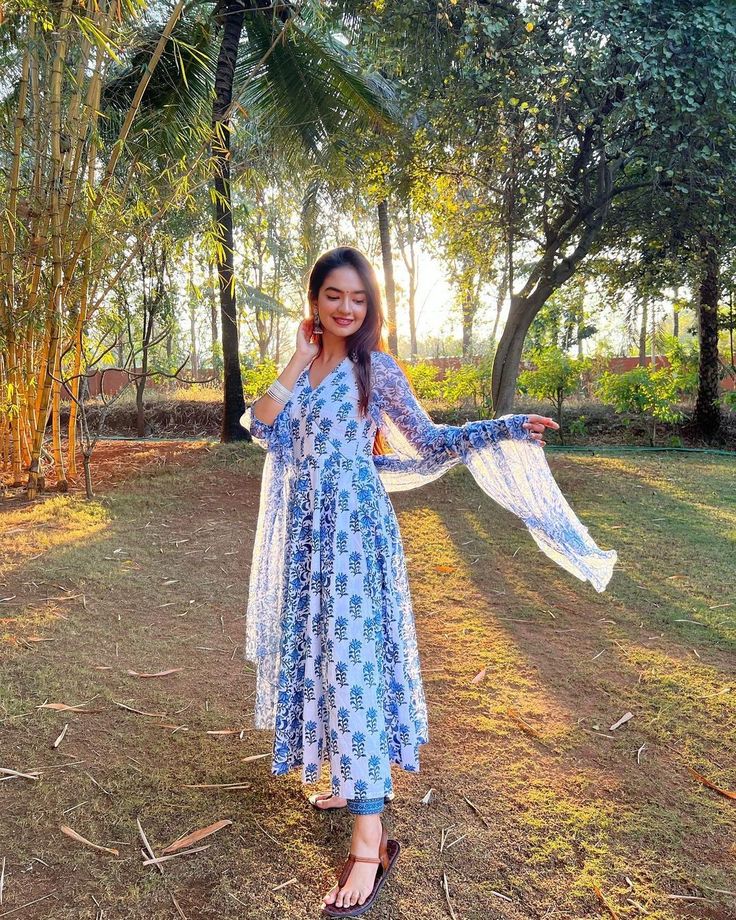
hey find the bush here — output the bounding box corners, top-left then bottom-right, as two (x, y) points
(242, 358), (279, 402)
(404, 362), (443, 401)
(595, 365), (683, 446)
(661, 333), (699, 398)
(518, 346), (591, 443)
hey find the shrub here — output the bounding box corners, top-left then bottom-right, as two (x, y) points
(404, 362), (442, 401)
(660, 333), (699, 398)
(595, 365), (683, 446)
(242, 358), (279, 401)
(518, 346), (590, 443)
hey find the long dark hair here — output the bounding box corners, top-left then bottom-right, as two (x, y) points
(307, 246), (392, 454)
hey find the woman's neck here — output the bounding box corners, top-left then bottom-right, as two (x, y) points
(316, 334), (348, 365)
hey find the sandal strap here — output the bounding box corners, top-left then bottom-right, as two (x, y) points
(337, 855), (355, 889)
(350, 854), (381, 864)
(378, 825), (389, 872)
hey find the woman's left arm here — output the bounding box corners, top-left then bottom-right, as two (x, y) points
(371, 351), (558, 455)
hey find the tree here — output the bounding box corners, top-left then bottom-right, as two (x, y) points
(518, 347), (590, 443)
(356, 0), (736, 416)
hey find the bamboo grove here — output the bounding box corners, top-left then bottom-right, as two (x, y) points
(0, 0), (203, 498)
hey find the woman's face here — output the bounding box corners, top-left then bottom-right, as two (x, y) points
(312, 265), (368, 339)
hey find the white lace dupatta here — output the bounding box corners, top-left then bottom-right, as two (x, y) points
(240, 352), (617, 728)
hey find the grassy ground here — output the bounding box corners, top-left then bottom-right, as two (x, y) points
(1, 442), (734, 919)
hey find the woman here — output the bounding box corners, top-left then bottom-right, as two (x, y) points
(241, 247), (617, 916)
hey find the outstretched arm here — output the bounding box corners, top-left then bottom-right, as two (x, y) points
(371, 351), (557, 457)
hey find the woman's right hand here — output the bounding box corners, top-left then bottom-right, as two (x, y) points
(295, 317), (321, 364)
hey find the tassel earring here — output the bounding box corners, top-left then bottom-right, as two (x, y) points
(312, 310), (323, 335)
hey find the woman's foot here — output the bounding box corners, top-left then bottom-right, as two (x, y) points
(309, 791), (348, 810)
(322, 814), (383, 910)
(309, 789), (395, 811)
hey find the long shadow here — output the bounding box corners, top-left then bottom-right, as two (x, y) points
(384, 452), (736, 916)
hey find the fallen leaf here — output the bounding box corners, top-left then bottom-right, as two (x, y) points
(471, 667), (487, 684)
(142, 845), (210, 866)
(60, 825), (119, 855)
(162, 819), (233, 854)
(609, 711), (634, 731)
(38, 703), (94, 713)
(206, 729), (249, 736)
(127, 668), (184, 678)
(593, 882), (620, 919)
(53, 723), (69, 749)
(687, 766), (736, 800)
(0, 767), (40, 780)
(271, 878), (297, 892)
(113, 701), (168, 717)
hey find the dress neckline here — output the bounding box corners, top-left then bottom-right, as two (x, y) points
(305, 354), (351, 394)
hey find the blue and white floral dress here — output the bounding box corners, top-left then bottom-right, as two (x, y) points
(240, 350), (617, 801)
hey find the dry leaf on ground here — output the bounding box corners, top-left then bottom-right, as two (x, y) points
(60, 825), (119, 856)
(687, 766), (736, 800)
(162, 819), (233, 854)
(127, 668), (184, 678)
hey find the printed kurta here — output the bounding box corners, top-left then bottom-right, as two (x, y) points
(240, 350), (617, 801)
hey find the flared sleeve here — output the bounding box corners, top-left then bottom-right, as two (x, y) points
(239, 401), (294, 728)
(370, 351), (617, 593)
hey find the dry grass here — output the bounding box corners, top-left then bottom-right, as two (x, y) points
(0, 442), (734, 919)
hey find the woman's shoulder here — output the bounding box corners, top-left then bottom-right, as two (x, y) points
(369, 350), (399, 369)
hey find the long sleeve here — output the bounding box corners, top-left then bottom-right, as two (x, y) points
(370, 350), (532, 489)
(239, 399), (292, 454)
(370, 351), (617, 593)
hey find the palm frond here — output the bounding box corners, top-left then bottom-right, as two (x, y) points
(232, 4), (397, 161)
(243, 283), (290, 316)
(101, 14), (217, 160)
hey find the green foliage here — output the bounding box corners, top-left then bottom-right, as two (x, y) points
(440, 363), (479, 406)
(404, 362), (442, 401)
(568, 415), (588, 439)
(595, 366), (684, 446)
(661, 333), (699, 397)
(437, 353), (497, 414)
(722, 389), (736, 410)
(518, 348), (588, 404)
(518, 347), (590, 442)
(242, 359), (280, 401)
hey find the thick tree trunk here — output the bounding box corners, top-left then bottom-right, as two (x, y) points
(378, 199), (397, 355)
(491, 156), (614, 414)
(213, 0), (247, 441)
(693, 236), (721, 438)
(492, 286), (551, 415)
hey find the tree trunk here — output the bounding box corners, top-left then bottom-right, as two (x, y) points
(408, 285), (417, 361)
(461, 290), (473, 358)
(638, 298), (648, 366)
(213, 0), (247, 441)
(378, 199), (397, 355)
(693, 236), (721, 438)
(208, 258), (219, 376)
(492, 285), (550, 415)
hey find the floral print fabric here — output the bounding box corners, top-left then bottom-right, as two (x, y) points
(240, 350), (617, 798)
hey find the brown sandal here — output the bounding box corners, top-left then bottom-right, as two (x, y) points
(322, 823), (401, 917)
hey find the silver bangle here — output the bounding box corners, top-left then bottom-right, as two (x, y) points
(266, 379), (292, 404)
